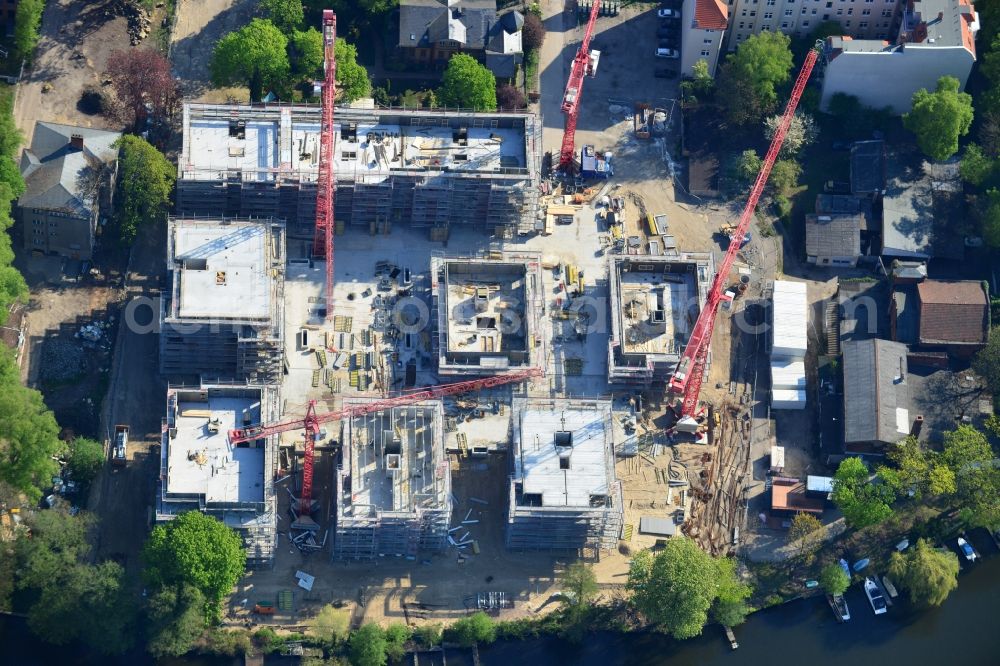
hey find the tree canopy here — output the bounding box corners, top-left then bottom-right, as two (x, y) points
(104, 49), (180, 131)
(438, 54), (497, 111)
(627, 538), (749, 639)
(975, 327), (1000, 393)
(764, 111), (817, 158)
(788, 513), (823, 561)
(335, 38), (372, 102)
(66, 436), (105, 485)
(903, 76), (974, 162)
(879, 436), (956, 500)
(960, 144), (995, 186)
(819, 562), (849, 595)
(522, 12), (546, 52)
(349, 624), (388, 666)
(211, 19), (290, 102)
(561, 561), (598, 606)
(443, 611), (496, 646)
(143, 511), (246, 604)
(260, 0), (304, 35)
(289, 27), (324, 80)
(146, 583), (207, 658)
(13, 0), (44, 62)
(0, 345), (63, 500)
(115, 135), (175, 244)
(942, 425), (1000, 529)
(831, 457), (895, 528)
(718, 32), (793, 125)
(888, 539), (959, 607)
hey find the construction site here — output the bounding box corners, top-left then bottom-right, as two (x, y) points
(141, 3), (827, 632)
(174, 103), (541, 239)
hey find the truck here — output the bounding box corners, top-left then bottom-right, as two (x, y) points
(579, 145), (613, 179)
(111, 424), (129, 467)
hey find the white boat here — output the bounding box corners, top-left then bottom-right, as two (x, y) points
(957, 537), (978, 562)
(828, 593), (851, 622)
(864, 577), (887, 615)
(881, 576), (899, 599)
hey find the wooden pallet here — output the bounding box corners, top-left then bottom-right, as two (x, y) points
(333, 315), (353, 333)
(278, 589), (293, 611)
(315, 349), (327, 367)
(456, 433), (468, 457)
(622, 524), (634, 541)
(311, 370), (320, 387)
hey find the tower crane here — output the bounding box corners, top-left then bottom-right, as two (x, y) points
(229, 368), (544, 521)
(668, 47), (821, 418)
(313, 10), (337, 322)
(558, 0), (602, 172)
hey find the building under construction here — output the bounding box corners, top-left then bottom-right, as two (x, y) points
(431, 252), (543, 376)
(159, 216), (285, 383)
(333, 400), (452, 559)
(607, 253), (715, 385)
(156, 384), (280, 566)
(506, 398), (623, 552)
(175, 103), (540, 239)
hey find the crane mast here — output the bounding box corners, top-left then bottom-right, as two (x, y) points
(313, 10), (337, 323)
(668, 48), (820, 418)
(558, 0), (601, 172)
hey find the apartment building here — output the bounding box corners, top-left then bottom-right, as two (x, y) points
(681, 0), (729, 76)
(725, 0), (902, 50)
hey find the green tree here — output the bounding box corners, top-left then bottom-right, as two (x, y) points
(561, 562), (598, 606)
(718, 32), (793, 125)
(211, 19), (290, 102)
(831, 457), (895, 528)
(115, 135), (175, 244)
(146, 583), (207, 658)
(627, 538), (742, 639)
(289, 27), (324, 80)
(15, 510), (93, 590)
(961, 144), (995, 186)
(983, 190), (1000, 248)
(438, 54), (497, 111)
(260, 0), (304, 35)
(769, 159), (802, 195)
(879, 436), (956, 500)
(819, 563), (849, 595)
(335, 38), (372, 102)
(143, 511), (246, 605)
(764, 111), (817, 158)
(736, 149), (763, 181)
(13, 0), (44, 62)
(941, 425), (1000, 528)
(412, 623), (442, 647)
(444, 611), (496, 646)
(0, 346), (63, 500)
(712, 557), (751, 627)
(384, 623), (411, 662)
(888, 539), (960, 607)
(975, 326), (1000, 392)
(66, 436), (104, 485)
(349, 623), (388, 666)
(903, 76), (974, 162)
(788, 513), (823, 561)
(309, 603), (350, 645)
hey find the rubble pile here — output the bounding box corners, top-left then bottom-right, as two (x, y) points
(106, 0), (152, 45)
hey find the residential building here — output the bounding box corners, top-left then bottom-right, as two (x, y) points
(176, 103), (540, 240)
(842, 338), (911, 454)
(819, 0), (980, 114)
(398, 0), (523, 78)
(681, 0), (728, 77)
(805, 214), (863, 266)
(157, 384), (280, 566)
(159, 217), (285, 383)
(893, 279), (989, 356)
(506, 398), (624, 552)
(18, 122), (121, 260)
(882, 156), (963, 260)
(725, 0), (901, 50)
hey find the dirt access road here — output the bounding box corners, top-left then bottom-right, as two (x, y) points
(170, 0), (255, 97)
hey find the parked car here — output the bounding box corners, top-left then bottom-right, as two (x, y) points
(657, 8), (679, 18)
(654, 68), (678, 79)
(655, 48), (679, 59)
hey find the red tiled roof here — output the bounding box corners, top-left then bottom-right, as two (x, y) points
(694, 0), (728, 31)
(917, 280), (988, 345)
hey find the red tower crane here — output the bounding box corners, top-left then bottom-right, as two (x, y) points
(668, 47), (820, 418)
(558, 1), (602, 172)
(313, 10), (337, 322)
(230, 368), (544, 517)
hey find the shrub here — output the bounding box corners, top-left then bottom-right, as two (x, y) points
(444, 612), (496, 646)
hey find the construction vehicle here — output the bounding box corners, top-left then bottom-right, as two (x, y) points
(719, 223), (751, 248)
(634, 103), (651, 140)
(559, 0), (602, 172)
(228, 368), (544, 527)
(313, 10), (337, 321)
(579, 145), (613, 179)
(111, 424), (129, 467)
(669, 45), (821, 419)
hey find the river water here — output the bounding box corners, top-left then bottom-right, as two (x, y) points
(3, 539), (1000, 665)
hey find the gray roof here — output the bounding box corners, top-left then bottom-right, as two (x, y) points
(18, 122), (121, 218)
(882, 156), (963, 260)
(892, 286), (919, 344)
(843, 339), (910, 446)
(815, 194), (873, 231)
(399, 0), (498, 50)
(899, 0), (978, 50)
(805, 214), (862, 259)
(850, 140), (886, 196)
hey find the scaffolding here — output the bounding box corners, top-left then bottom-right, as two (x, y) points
(157, 384), (280, 566)
(505, 398), (623, 552)
(159, 216), (285, 383)
(333, 400), (451, 559)
(176, 103), (541, 240)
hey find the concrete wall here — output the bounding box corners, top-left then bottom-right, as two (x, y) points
(820, 45), (975, 114)
(681, 0), (725, 77)
(21, 208), (94, 260)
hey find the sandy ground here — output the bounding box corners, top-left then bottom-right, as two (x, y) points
(12, 0), (133, 142)
(170, 0), (255, 97)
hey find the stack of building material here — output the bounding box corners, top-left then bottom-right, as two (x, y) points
(771, 280), (808, 410)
